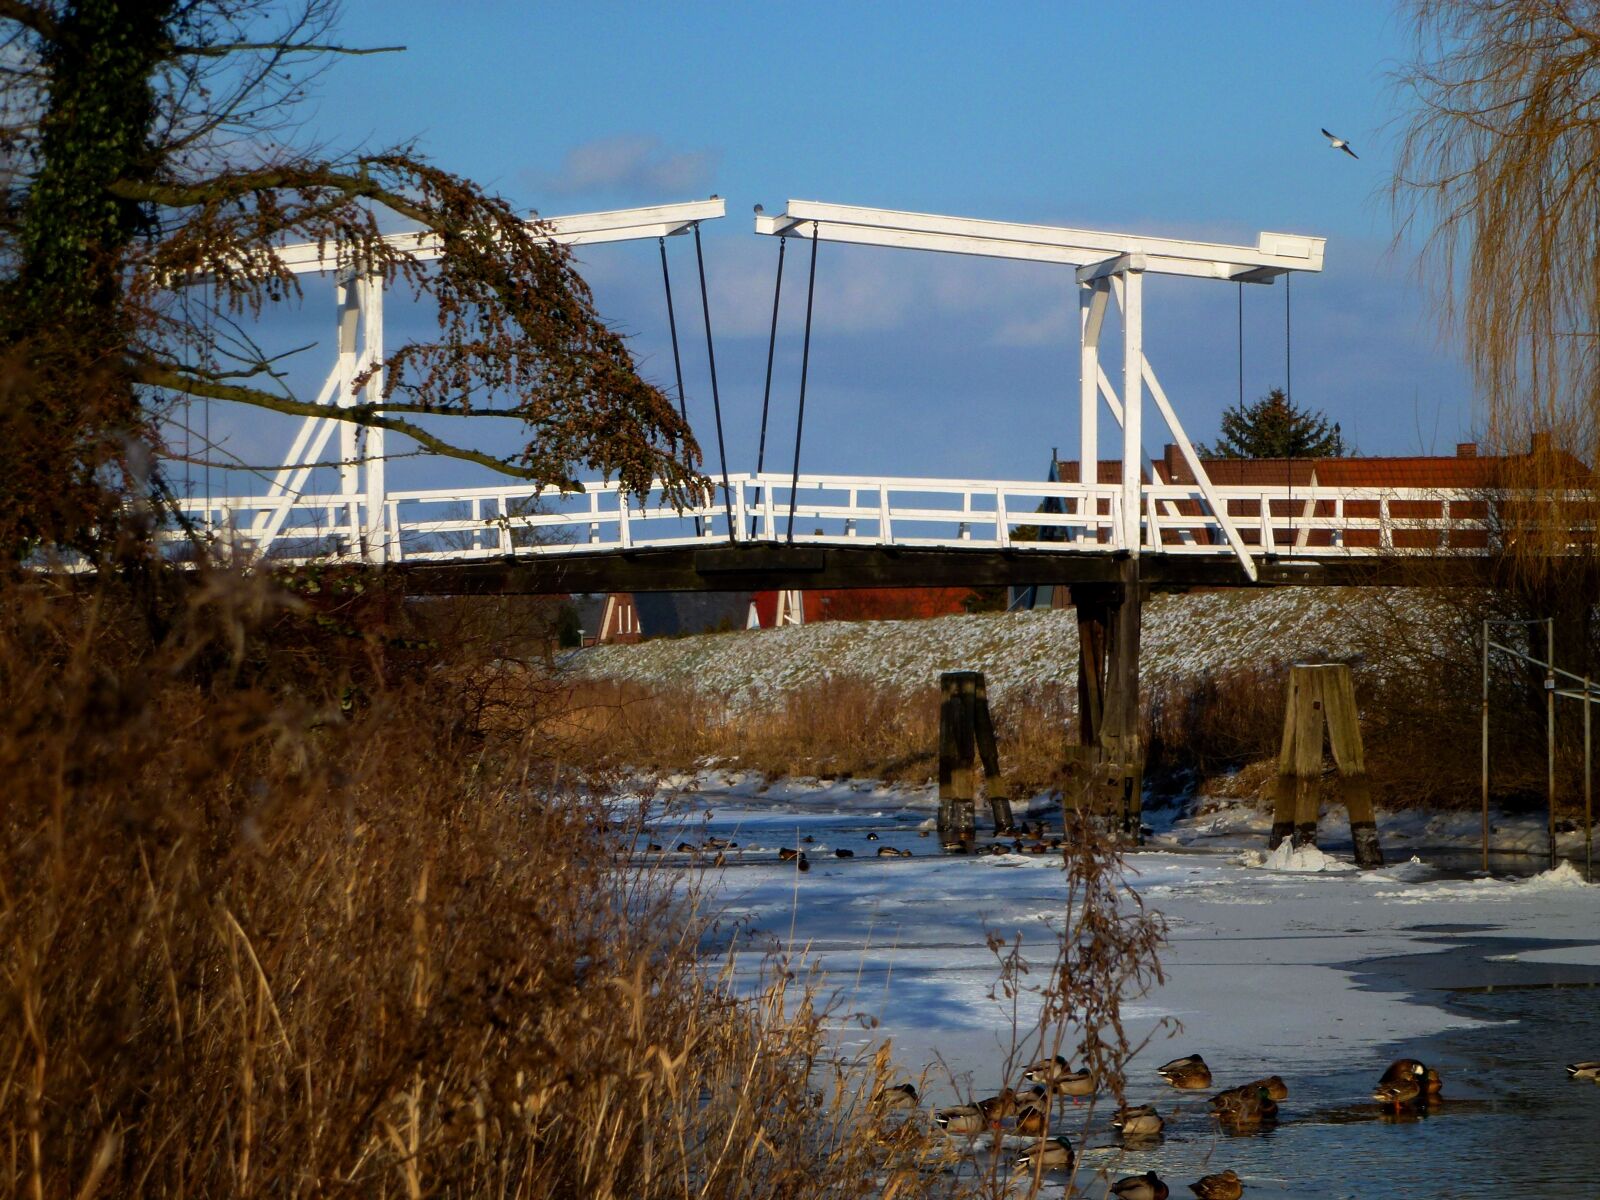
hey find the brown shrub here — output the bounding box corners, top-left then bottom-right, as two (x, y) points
(0, 574), (956, 1199)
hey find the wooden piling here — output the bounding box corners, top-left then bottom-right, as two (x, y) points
(940, 670), (1026, 849)
(1271, 663), (1383, 868)
(971, 673), (1016, 834)
(1064, 562), (1144, 840)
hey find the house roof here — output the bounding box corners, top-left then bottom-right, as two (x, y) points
(1053, 439), (1594, 491)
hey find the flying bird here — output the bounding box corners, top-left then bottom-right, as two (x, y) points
(1321, 128), (1358, 158)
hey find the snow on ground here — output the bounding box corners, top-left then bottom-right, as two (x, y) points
(646, 772), (1599, 1087)
(632, 774), (1600, 1197)
(568, 588), (1399, 706)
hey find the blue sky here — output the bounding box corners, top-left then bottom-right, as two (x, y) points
(180, 1), (1479, 497)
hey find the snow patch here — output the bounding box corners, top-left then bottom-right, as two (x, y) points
(1260, 840), (1355, 873)
(1524, 860), (1590, 890)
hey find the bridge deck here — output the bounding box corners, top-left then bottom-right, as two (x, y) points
(169, 470), (1527, 589)
(391, 542), (1493, 596)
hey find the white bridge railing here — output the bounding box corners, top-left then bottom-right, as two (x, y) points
(162, 471), (1513, 566)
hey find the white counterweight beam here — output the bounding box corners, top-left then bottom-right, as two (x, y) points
(273, 197), (727, 276)
(753, 199), (1322, 282)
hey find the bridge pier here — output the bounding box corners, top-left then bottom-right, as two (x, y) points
(1063, 559), (1145, 840)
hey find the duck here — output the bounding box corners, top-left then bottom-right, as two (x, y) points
(876, 845), (901, 858)
(1014, 1136), (1074, 1173)
(676, 841), (697, 853)
(1241, 1075), (1288, 1101)
(1111, 1171), (1170, 1200)
(1373, 1078), (1420, 1112)
(778, 847), (802, 862)
(1189, 1170), (1243, 1200)
(834, 848), (854, 858)
(1013, 1103), (1049, 1137)
(1023, 1055), (1096, 1097)
(1012, 1087), (1050, 1135)
(1214, 1085), (1278, 1127)
(976, 1088), (1019, 1122)
(1112, 1103), (1165, 1138)
(1567, 1061), (1600, 1081)
(1424, 1067), (1443, 1098)
(1378, 1059), (1427, 1086)
(866, 832), (879, 841)
(1157, 1054), (1213, 1090)
(933, 1103), (987, 1135)
(872, 1082), (919, 1111)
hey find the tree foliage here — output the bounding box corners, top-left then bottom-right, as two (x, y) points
(1203, 387), (1345, 459)
(1393, 0), (1600, 663)
(0, 0), (701, 562)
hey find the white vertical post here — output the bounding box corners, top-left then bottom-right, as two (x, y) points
(1079, 281), (1106, 498)
(1120, 267), (1144, 555)
(359, 269), (387, 562)
(335, 270), (360, 512)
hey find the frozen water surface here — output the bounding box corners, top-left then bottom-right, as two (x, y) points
(637, 774), (1600, 1198)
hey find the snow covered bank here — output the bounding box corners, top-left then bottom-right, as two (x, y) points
(568, 589), (1390, 707)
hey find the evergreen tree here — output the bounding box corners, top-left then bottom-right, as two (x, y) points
(1204, 388), (1345, 459)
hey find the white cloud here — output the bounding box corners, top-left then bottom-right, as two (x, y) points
(538, 134), (718, 199)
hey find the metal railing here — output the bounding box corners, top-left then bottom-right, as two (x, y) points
(159, 471), (1548, 566)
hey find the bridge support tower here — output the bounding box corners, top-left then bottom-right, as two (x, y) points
(1063, 559), (1145, 840)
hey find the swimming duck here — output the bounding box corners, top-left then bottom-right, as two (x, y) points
(866, 832), (879, 841)
(1189, 1170), (1243, 1200)
(1378, 1059), (1427, 1086)
(1014, 1136), (1074, 1172)
(1567, 1061), (1600, 1081)
(1214, 1085), (1278, 1127)
(1424, 1067), (1443, 1098)
(1241, 1075), (1288, 1101)
(834, 848), (854, 858)
(1111, 1171), (1170, 1200)
(1112, 1104), (1165, 1138)
(1024, 1055), (1096, 1097)
(872, 1082), (919, 1111)
(1373, 1078), (1421, 1112)
(1157, 1054), (1213, 1090)
(876, 845), (901, 858)
(778, 847), (802, 861)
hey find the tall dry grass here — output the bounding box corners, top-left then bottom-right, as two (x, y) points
(0, 572), (960, 1199)
(537, 676), (1078, 800)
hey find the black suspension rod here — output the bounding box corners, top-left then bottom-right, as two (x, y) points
(752, 235), (787, 537)
(692, 222), (735, 540)
(658, 237), (688, 425)
(659, 235), (700, 536)
(787, 225), (820, 542)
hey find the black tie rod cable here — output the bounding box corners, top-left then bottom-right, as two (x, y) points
(657, 235), (700, 536)
(752, 234), (787, 537)
(786, 223), (820, 542)
(692, 221), (735, 541)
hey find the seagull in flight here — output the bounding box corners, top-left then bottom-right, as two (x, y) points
(1321, 128), (1358, 159)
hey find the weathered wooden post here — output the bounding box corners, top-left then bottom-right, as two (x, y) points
(1062, 560), (1145, 841)
(972, 674), (1017, 834)
(938, 671), (1014, 849)
(1269, 662), (1383, 868)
